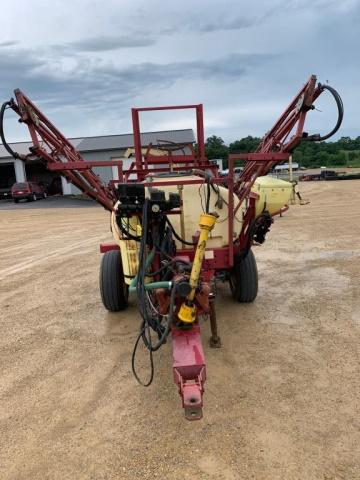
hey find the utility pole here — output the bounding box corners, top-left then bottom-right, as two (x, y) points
(289, 155), (296, 205)
(289, 154), (293, 183)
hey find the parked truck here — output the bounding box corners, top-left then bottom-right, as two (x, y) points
(300, 169), (360, 181)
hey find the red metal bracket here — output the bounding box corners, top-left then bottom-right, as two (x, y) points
(99, 243), (119, 253)
(131, 104), (206, 178)
(172, 324), (206, 420)
(229, 152), (290, 162)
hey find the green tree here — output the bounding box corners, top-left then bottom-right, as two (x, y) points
(314, 151), (329, 166)
(205, 135), (228, 161)
(331, 152), (346, 166)
(229, 136), (261, 153)
(201, 134), (360, 169)
(337, 137), (353, 150)
(348, 151), (359, 162)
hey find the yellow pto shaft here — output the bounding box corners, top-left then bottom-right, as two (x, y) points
(178, 213), (217, 324)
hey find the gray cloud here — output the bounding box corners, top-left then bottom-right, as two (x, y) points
(156, 0), (356, 36)
(0, 41), (18, 48)
(0, 47), (272, 108)
(0, 48), (43, 85)
(177, 15), (261, 34)
(0, 0), (358, 141)
(66, 34), (156, 52)
(200, 17), (258, 32)
(261, 0), (342, 17)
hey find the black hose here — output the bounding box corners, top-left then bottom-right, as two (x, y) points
(165, 217), (197, 246)
(142, 283), (177, 352)
(0, 100), (22, 159)
(131, 279), (177, 386)
(131, 199), (179, 386)
(131, 326), (154, 387)
(305, 84), (344, 142)
(205, 180), (211, 213)
(147, 258), (190, 277)
(117, 220), (142, 242)
(131, 199), (154, 386)
(191, 168), (221, 209)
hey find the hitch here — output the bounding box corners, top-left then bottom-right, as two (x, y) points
(172, 324), (206, 420)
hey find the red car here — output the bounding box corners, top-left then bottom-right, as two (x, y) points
(11, 181), (47, 203)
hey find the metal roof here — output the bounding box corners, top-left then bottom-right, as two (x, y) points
(76, 129), (195, 152)
(0, 129), (195, 159)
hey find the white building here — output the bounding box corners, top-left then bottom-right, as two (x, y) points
(0, 129), (195, 196)
(274, 162), (299, 171)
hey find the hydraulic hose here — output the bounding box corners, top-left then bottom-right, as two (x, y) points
(130, 281), (172, 292)
(305, 84), (344, 142)
(131, 281), (177, 386)
(131, 200), (178, 386)
(165, 217), (197, 246)
(0, 100), (23, 159)
(205, 180), (211, 214)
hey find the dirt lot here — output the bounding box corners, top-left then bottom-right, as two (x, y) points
(300, 167), (360, 174)
(0, 181), (359, 480)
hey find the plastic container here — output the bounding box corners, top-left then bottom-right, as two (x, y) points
(252, 176), (292, 216)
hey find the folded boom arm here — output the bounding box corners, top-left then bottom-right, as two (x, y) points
(1, 89), (120, 211)
(230, 75), (343, 204)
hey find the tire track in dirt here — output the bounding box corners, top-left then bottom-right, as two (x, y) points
(0, 235), (109, 280)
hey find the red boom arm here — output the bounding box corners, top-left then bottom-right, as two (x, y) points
(230, 75), (324, 203)
(8, 89), (119, 211)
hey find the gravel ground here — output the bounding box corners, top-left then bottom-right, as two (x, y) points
(0, 196), (97, 210)
(0, 181), (359, 480)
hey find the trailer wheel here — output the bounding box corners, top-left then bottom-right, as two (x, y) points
(100, 250), (129, 311)
(229, 249), (258, 303)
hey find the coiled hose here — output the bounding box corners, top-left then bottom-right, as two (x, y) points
(305, 84), (344, 142)
(0, 100), (23, 159)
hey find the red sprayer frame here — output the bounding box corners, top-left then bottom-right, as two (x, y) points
(132, 104), (206, 175)
(4, 75), (328, 418)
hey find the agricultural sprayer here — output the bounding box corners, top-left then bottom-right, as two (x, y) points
(0, 75), (343, 419)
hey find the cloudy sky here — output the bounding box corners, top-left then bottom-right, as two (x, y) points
(1, 0), (359, 143)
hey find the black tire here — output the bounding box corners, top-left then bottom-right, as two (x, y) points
(100, 250), (129, 311)
(13, 198), (19, 203)
(229, 249), (258, 303)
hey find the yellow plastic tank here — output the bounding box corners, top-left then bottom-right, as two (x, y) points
(110, 212), (141, 284)
(111, 174), (245, 284)
(112, 175), (292, 284)
(145, 175), (245, 249)
(251, 176), (292, 216)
